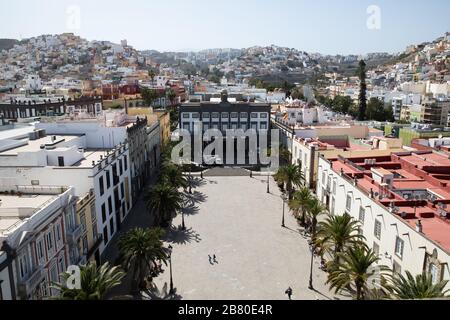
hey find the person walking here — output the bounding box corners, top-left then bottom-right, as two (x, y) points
(285, 287), (293, 300)
(213, 254), (217, 263)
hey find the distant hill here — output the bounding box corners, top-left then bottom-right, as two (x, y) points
(0, 39), (19, 52)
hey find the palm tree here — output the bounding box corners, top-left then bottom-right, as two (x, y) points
(118, 228), (168, 293)
(161, 162), (188, 190)
(148, 69), (157, 85)
(305, 197), (326, 241)
(315, 213), (365, 263)
(326, 245), (387, 300)
(289, 187), (313, 226)
(385, 271), (450, 300)
(275, 164), (304, 199)
(167, 88), (177, 107)
(53, 262), (124, 300)
(145, 182), (183, 227)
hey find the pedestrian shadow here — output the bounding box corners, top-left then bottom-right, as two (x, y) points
(164, 227), (202, 245)
(141, 282), (183, 300)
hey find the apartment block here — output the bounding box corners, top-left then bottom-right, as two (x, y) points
(317, 151), (450, 289)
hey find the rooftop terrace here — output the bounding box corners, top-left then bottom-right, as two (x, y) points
(329, 151), (450, 253)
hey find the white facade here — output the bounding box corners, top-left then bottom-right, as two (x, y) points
(0, 186), (77, 300)
(0, 132), (133, 255)
(317, 156), (450, 289)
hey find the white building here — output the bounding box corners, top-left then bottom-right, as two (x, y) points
(317, 152), (450, 289)
(0, 131), (133, 255)
(0, 186), (77, 300)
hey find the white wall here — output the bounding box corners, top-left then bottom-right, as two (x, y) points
(317, 157), (450, 289)
(36, 123), (127, 149)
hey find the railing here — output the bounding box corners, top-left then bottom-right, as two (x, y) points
(66, 224), (83, 244)
(19, 267), (44, 295)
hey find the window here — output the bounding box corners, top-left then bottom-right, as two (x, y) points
(106, 170), (111, 189)
(373, 242), (380, 256)
(99, 176), (104, 196)
(322, 172), (326, 185)
(182, 113), (189, 118)
(19, 254), (29, 280)
(395, 237), (404, 259)
(57, 156), (65, 167)
(251, 122), (257, 130)
(108, 197), (113, 215)
(109, 218), (115, 236)
(202, 112), (210, 119)
(222, 123), (228, 131)
(183, 123), (190, 130)
(240, 112), (247, 118)
(101, 203), (106, 223)
(393, 261), (402, 275)
(120, 183), (125, 199)
(230, 112), (238, 118)
(92, 222), (98, 240)
(331, 197), (335, 215)
(58, 255), (65, 275)
(359, 207), (365, 224)
(211, 112), (219, 118)
(374, 220), (382, 240)
(103, 226), (109, 245)
(260, 123), (267, 130)
(332, 181), (337, 195)
(260, 113), (268, 118)
(428, 263), (438, 284)
(80, 213), (86, 232)
(192, 113), (199, 119)
(221, 112), (228, 119)
(346, 194), (352, 212)
(46, 231), (54, 252)
(36, 238), (45, 264)
(82, 236), (88, 254)
(241, 124), (247, 131)
(250, 112), (258, 118)
(119, 159), (123, 176)
(124, 155), (128, 171)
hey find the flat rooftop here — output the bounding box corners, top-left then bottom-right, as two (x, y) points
(0, 135), (82, 155)
(73, 149), (108, 168)
(330, 151), (450, 253)
(0, 193), (57, 236)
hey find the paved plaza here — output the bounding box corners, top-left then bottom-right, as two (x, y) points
(150, 173), (342, 300)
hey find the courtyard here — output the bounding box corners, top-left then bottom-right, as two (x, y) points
(148, 170), (342, 300)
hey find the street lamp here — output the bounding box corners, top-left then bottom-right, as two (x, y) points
(168, 245), (174, 295)
(266, 171), (270, 194)
(308, 243), (314, 290)
(281, 193), (287, 228)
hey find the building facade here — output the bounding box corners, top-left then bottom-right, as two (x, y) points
(317, 152), (450, 289)
(0, 186), (78, 300)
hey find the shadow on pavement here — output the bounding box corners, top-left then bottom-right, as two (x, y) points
(164, 227), (202, 245)
(142, 282), (183, 300)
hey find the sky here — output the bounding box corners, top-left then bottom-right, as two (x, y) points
(0, 0), (449, 55)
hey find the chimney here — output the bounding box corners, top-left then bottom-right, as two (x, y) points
(416, 220), (423, 233)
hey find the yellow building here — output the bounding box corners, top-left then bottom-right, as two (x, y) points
(75, 189), (102, 266)
(127, 107), (171, 147)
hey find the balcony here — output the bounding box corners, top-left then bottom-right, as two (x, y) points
(66, 224), (83, 244)
(18, 267), (44, 296)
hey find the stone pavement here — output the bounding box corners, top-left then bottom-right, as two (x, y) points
(148, 174), (343, 300)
